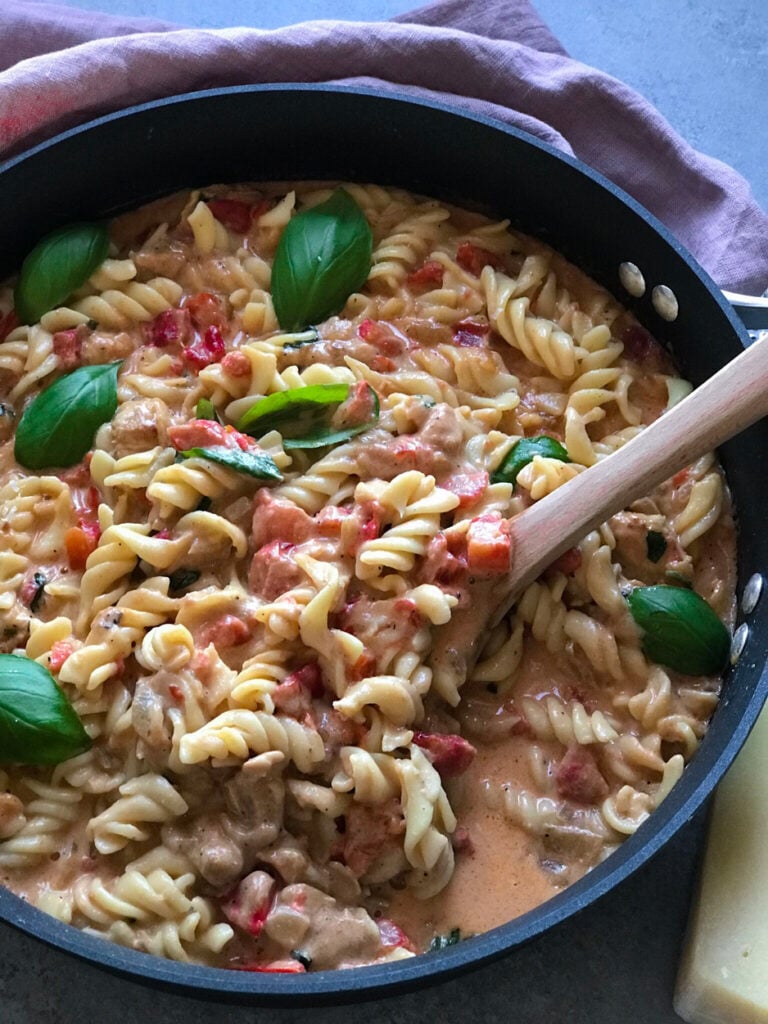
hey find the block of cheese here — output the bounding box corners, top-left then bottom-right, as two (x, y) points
(675, 704), (768, 1023)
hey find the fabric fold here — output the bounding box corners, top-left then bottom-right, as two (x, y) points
(0, 0), (765, 294)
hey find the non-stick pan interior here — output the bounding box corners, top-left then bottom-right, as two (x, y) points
(1, 85), (766, 1004)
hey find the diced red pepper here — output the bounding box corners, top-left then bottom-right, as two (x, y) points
(206, 198), (253, 234)
(182, 325), (226, 372)
(377, 919), (416, 953)
(370, 354), (397, 373)
(234, 960), (306, 974)
(185, 292), (227, 331)
(456, 242), (505, 276)
(442, 471), (489, 509)
(168, 683), (184, 702)
(393, 596), (422, 629)
(406, 260), (444, 291)
(144, 308), (192, 348)
(413, 731), (476, 777)
(0, 309), (18, 343)
(360, 515), (379, 542)
(314, 505), (351, 535)
(49, 640), (76, 672)
(466, 513), (512, 574)
(221, 350), (251, 377)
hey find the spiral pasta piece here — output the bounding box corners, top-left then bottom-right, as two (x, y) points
(87, 775), (189, 855)
(178, 710), (325, 771)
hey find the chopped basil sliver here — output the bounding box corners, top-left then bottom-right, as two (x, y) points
(196, 397), (221, 423)
(429, 928), (462, 952)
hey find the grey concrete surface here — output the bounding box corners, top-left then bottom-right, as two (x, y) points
(2, 3), (766, 1022)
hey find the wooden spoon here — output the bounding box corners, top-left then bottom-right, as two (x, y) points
(430, 335), (768, 698)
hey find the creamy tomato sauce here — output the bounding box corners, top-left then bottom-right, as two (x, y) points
(0, 182), (735, 972)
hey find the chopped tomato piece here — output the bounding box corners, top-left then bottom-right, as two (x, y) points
(182, 325), (226, 372)
(377, 919), (416, 952)
(370, 354), (397, 373)
(358, 319), (411, 355)
(65, 526), (99, 571)
(456, 242), (505, 276)
(221, 350), (251, 377)
(406, 260), (444, 290)
(168, 418), (256, 453)
(466, 513), (512, 574)
(555, 745), (609, 804)
(0, 309), (18, 343)
(413, 731), (476, 777)
(52, 326), (87, 369)
(49, 640), (76, 672)
(350, 650), (377, 681)
(184, 292), (227, 331)
(206, 198), (253, 234)
(168, 684), (184, 702)
(314, 505), (351, 535)
(197, 614), (250, 649)
(452, 318), (490, 348)
(251, 490), (315, 549)
(289, 662), (325, 699)
(234, 960), (306, 974)
(144, 307), (192, 348)
(548, 546), (582, 575)
(442, 471), (489, 508)
(672, 468), (690, 488)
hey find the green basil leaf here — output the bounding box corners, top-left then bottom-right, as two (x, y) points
(646, 530), (667, 563)
(238, 383), (351, 434)
(15, 361), (120, 469)
(181, 445), (283, 482)
(0, 654), (91, 765)
(271, 188), (373, 331)
(196, 397), (222, 423)
(14, 223), (109, 325)
(491, 436), (570, 485)
(626, 585), (730, 675)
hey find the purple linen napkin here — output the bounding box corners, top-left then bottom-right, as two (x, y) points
(0, 0), (766, 294)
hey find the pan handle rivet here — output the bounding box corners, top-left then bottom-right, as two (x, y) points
(618, 261), (646, 298)
(652, 284), (679, 321)
(730, 622), (749, 665)
(741, 573), (763, 615)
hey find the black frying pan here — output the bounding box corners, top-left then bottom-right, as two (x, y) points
(0, 85), (766, 1006)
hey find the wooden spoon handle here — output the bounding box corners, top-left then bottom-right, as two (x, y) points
(510, 335), (768, 594)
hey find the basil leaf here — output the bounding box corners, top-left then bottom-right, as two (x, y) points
(14, 223), (109, 325)
(271, 188), (373, 330)
(0, 654), (91, 765)
(15, 361), (120, 470)
(181, 445), (283, 482)
(491, 436), (570, 486)
(627, 585), (730, 675)
(238, 383), (351, 434)
(196, 397), (222, 423)
(646, 530), (667, 563)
